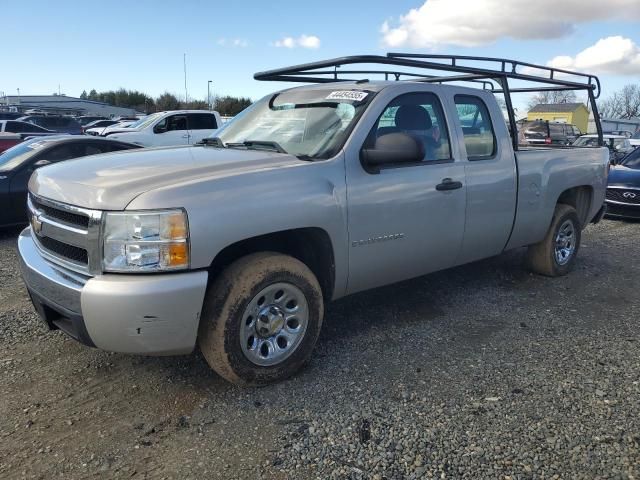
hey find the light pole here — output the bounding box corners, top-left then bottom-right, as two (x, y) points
(208, 80), (213, 110)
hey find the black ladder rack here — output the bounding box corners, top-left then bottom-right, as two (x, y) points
(254, 53), (604, 148)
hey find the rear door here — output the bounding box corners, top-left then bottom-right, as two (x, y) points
(452, 93), (517, 264)
(345, 90), (467, 294)
(186, 113), (218, 143)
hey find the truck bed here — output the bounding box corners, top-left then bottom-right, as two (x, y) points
(506, 146), (609, 250)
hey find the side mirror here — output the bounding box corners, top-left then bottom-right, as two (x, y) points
(153, 124), (167, 134)
(361, 132), (422, 169)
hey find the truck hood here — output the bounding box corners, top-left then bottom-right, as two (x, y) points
(29, 145), (306, 210)
(608, 164), (640, 188)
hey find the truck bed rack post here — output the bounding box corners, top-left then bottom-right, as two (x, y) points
(254, 53), (603, 146)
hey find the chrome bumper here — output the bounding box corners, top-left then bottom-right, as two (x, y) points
(18, 227), (209, 355)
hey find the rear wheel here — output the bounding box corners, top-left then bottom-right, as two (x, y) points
(526, 204), (581, 277)
(198, 252), (324, 386)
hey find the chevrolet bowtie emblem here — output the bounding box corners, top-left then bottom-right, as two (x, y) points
(31, 213), (43, 235)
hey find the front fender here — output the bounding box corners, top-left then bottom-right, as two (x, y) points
(126, 155), (350, 297)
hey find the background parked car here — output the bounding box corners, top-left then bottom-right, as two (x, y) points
(107, 110), (221, 146)
(522, 120), (581, 146)
(0, 136), (141, 227)
(86, 120), (136, 136)
(81, 119), (119, 134)
(0, 112), (24, 120)
(1, 120), (57, 137)
(75, 116), (107, 127)
(0, 133), (22, 153)
(630, 130), (640, 148)
(605, 147), (640, 219)
(573, 134), (634, 164)
(0, 121), (58, 153)
(606, 130), (634, 139)
(18, 115), (82, 135)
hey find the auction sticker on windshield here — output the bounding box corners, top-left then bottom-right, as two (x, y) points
(326, 91), (369, 102)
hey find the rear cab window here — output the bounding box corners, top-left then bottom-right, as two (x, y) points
(188, 113), (217, 130)
(454, 95), (496, 160)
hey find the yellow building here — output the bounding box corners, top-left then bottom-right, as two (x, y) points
(527, 103), (590, 134)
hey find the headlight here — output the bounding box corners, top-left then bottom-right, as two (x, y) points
(103, 209), (189, 272)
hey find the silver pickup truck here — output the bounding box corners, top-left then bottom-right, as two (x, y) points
(18, 54), (609, 385)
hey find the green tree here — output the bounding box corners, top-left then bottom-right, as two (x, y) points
(156, 92), (181, 111)
(181, 99), (209, 110)
(213, 95), (252, 116)
(80, 90), (88, 99)
(88, 89), (99, 101)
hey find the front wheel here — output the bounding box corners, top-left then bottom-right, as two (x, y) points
(198, 252), (324, 386)
(526, 204), (582, 277)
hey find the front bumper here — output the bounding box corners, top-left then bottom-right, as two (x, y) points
(604, 201), (640, 219)
(18, 228), (208, 355)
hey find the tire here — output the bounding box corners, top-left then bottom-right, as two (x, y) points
(526, 204), (581, 277)
(198, 252), (324, 386)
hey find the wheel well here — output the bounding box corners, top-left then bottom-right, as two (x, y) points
(557, 186), (592, 227)
(208, 228), (335, 300)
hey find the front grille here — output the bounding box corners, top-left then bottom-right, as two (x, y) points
(31, 197), (89, 228)
(606, 189), (640, 205)
(28, 194), (100, 274)
(37, 235), (89, 265)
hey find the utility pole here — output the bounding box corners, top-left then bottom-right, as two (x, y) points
(183, 53), (188, 105)
(208, 80), (212, 110)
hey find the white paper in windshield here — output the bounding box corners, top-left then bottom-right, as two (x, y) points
(326, 91), (369, 102)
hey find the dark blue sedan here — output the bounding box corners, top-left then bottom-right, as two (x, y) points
(606, 147), (640, 219)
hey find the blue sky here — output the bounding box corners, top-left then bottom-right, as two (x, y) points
(2, 0), (639, 106)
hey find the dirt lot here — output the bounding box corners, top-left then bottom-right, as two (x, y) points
(0, 220), (639, 480)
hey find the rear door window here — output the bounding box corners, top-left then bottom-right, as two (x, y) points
(188, 113), (217, 130)
(454, 95), (496, 160)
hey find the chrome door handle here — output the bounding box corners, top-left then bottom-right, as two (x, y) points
(436, 178), (463, 191)
(181, 134), (189, 138)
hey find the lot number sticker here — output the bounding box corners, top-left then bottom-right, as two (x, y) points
(326, 91), (369, 102)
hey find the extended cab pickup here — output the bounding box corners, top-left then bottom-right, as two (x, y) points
(18, 55), (609, 385)
(106, 110), (221, 147)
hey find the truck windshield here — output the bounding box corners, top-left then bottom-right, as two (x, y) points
(127, 113), (161, 129)
(214, 88), (374, 159)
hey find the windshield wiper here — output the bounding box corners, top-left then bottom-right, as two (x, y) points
(218, 139), (289, 154)
(242, 140), (288, 154)
(198, 136), (225, 147)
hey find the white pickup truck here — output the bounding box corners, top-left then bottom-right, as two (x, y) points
(107, 110), (221, 147)
(18, 54), (609, 385)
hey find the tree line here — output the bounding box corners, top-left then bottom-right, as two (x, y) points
(79, 89), (252, 116)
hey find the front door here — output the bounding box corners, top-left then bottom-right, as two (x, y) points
(153, 115), (190, 146)
(345, 91), (467, 294)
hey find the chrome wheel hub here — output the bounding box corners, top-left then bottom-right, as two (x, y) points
(554, 219), (576, 266)
(240, 282), (309, 367)
(256, 305), (285, 338)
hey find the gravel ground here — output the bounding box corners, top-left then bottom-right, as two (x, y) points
(0, 220), (639, 479)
